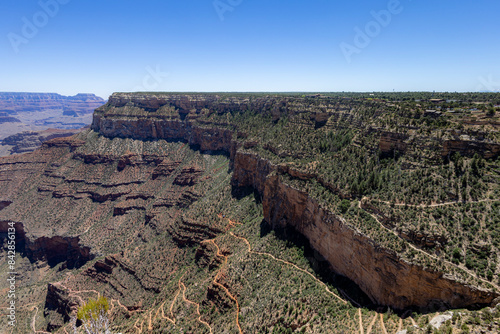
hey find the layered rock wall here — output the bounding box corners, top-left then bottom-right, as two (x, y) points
(0, 92), (105, 115)
(443, 140), (500, 159)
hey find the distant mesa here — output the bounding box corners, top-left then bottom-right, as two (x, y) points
(0, 92), (106, 115)
(0, 92), (106, 155)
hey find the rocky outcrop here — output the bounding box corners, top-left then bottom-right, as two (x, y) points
(0, 221), (92, 269)
(399, 229), (448, 250)
(169, 216), (222, 247)
(442, 139), (500, 159)
(0, 200), (12, 211)
(379, 132), (408, 156)
(309, 112), (330, 128)
(90, 93), (499, 310)
(26, 235), (93, 269)
(44, 283), (79, 332)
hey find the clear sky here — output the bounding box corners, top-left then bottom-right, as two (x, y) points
(1, 0), (499, 99)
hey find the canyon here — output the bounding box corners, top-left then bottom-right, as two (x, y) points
(1, 92), (499, 333)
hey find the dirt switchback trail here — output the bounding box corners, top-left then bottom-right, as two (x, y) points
(365, 313), (378, 334)
(379, 314), (388, 334)
(152, 281), (181, 326)
(33, 306), (52, 334)
(134, 316), (144, 334)
(202, 238), (243, 334)
(363, 196), (499, 208)
(32, 306), (38, 333)
(139, 275), (212, 333)
(229, 232), (346, 304)
(180, 281), (213, 333)
(358, 309), (364, 334)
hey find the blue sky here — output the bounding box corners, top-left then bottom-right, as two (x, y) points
(1, 0), (499, 99)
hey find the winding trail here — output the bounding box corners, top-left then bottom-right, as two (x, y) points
(379, 314), (388, 334)
(53, 282), (101, 305)
(133, 317), (144, 334)
(146, 274), (213, 333)
(48, 281), (149, 334)
(110, 298), (130, 315)
(156, 281), (181, 325)
(32, 282), (107, 334)
(32, 306), (38, 333)
(168, 282), (182, 322)
(32, 306), (53, 334)
(202, 238), (243, 334)
(358, 309), (364, 334)
(218, 213), (242, 231)
(43, 211), (444, 333)
(229, 232), (347, 304)
(365, 313), (378, 334)
(180, 282), (213, 334)
(365, 197), (498, 208)
(147, 305), (155, 331)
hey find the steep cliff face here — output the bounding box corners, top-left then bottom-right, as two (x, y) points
(379, 132), (408, 155)
(268, 179), (494, 309)
(90, 93), (499, 310)
(0, 221), (92, 269)
(233, 152), (497, 310)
